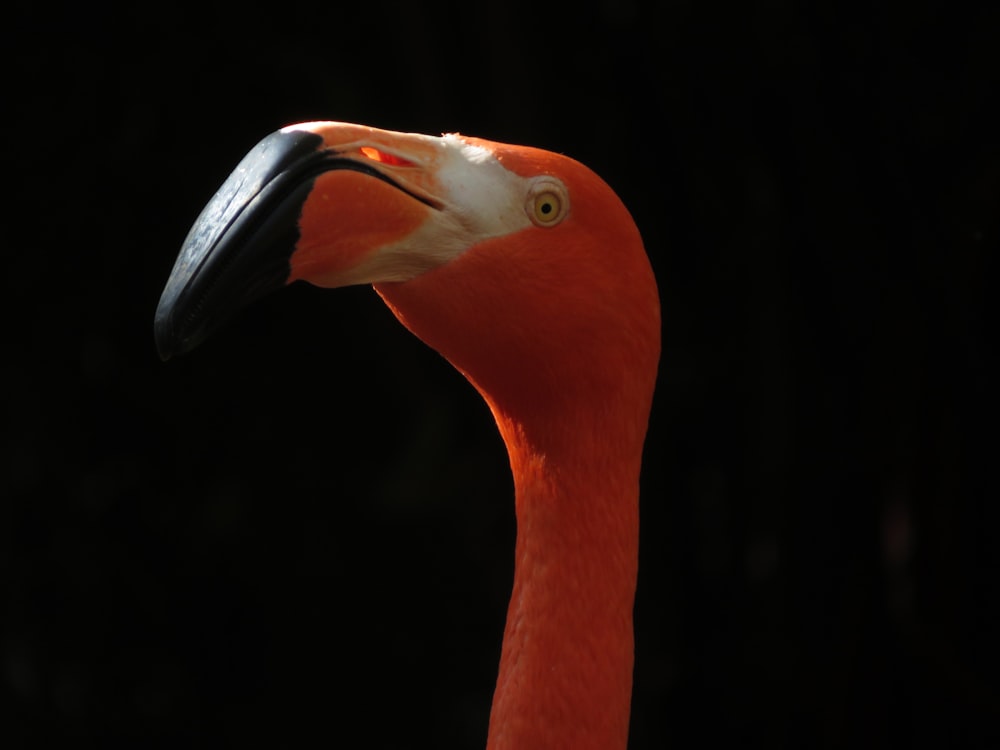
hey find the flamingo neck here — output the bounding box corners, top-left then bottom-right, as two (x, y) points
(373, 230), (658, 749)
(485, 411), (640, 750)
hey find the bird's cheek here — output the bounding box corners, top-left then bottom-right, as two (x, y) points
(289, 170), (428, 288)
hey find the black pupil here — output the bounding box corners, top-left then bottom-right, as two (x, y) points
(540, 201), (552, 215)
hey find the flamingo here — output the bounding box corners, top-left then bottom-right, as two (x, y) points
(155, 122), (660, 750)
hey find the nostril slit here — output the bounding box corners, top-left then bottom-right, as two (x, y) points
(359, 146), (415, 167)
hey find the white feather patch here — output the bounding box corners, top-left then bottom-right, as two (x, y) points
(365, 135), (534, 282)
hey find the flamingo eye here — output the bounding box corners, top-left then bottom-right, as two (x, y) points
(526, 179), (569, 227)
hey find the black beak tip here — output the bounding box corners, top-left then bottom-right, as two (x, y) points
(153, 305), (182, 361)
(153, 276), (194, 361)
(154, 327), (175, 362)
(153, 128), (328, 362)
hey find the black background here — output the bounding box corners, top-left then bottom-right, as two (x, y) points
(4, 1), (998, 748)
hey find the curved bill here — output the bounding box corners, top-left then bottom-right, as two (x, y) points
(154, 129), (327, 359)
(154, 127), (415, 360)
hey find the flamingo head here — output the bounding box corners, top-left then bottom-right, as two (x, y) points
(155, 122), (659, 434)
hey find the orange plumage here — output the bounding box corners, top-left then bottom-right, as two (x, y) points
(156, 122), (659, 750)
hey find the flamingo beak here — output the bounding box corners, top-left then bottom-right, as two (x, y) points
(154, 124), (438, 360)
